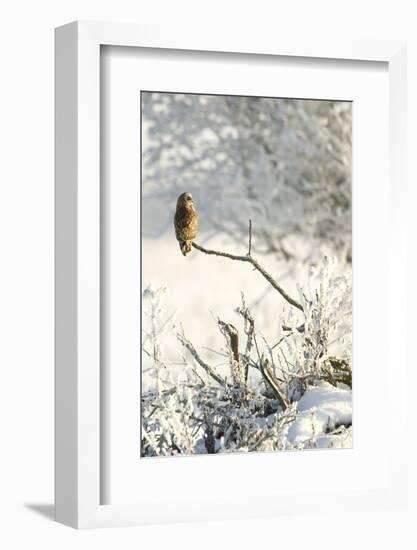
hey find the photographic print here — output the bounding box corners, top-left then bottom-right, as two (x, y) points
(141, 92), (352, 457)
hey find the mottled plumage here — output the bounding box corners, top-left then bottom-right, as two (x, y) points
(174, 192), (198, 256)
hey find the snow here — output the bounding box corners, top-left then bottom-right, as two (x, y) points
(286, 382), (352, 448)
(140, 93), (353, 456)
(141, 243), (352, 455)
(297, 382), (352, 415)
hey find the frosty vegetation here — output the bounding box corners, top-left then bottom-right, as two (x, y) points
(141, 93), (352, 457)
(143, 93), (352, 262)
(141, 240), (352, 456)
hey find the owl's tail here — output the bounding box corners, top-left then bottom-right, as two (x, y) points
(179, 240), (193, 256)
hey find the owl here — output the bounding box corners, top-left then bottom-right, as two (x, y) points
(174, 192), (199, 256)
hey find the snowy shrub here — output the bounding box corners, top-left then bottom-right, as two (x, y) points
(276, 256), (352, 400)
(141, 93), (352, 456)
(141, 254), (352, 456)
(142, 284), (178, 393)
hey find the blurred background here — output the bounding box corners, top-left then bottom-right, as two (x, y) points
(141, 92), (352, 385)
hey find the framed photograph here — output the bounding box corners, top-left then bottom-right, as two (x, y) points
(55, 21), (407, 528)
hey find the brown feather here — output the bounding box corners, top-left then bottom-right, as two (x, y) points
(174, 193), (198, 256)
(179, 240), (192, 256)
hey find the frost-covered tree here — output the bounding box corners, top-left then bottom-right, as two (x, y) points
(142, 93), (352, 260)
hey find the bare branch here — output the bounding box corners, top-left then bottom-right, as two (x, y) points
(259, 358), (289, 411)
(217, 321), (240, 366)
(218, 320), (242, 384)
(192, 226), (304, 312)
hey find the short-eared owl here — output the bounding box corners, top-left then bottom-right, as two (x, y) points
(174, 192), (198, 256)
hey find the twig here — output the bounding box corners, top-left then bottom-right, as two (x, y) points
(201, 346), (228, 358)
(177, 331), (227, 387)
(217, 321), (240, 366)
(270, 334), (290, 350)
(237, 297), (255, 383)
(278, 347), (296, 370)
(253, 333), (263, 366)
(192, 226), (303, 312)
(218, 320), (242, 384)
(259, 358), (289, 411)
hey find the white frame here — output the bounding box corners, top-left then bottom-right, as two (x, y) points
(55, 21), (407, 529)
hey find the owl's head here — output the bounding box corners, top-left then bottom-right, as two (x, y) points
(177, 192), (194, 208)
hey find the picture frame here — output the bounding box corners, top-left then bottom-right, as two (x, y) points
(55, 21), (407, 529)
